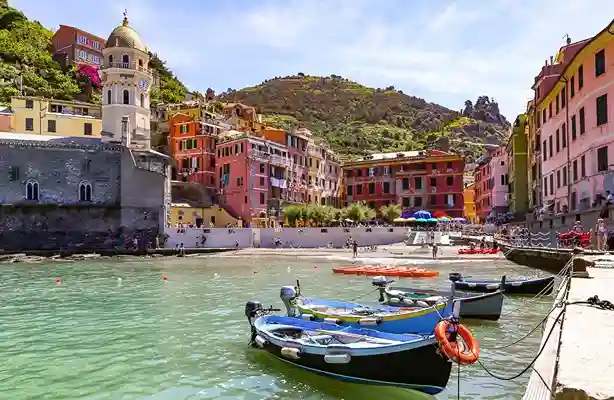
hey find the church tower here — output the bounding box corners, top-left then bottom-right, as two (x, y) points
(100, 11), (152, 150)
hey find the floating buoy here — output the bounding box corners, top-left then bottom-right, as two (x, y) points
(55, 279), (61, 285)
(314, 265), (318, 269)
(163, 276), (168, 281)
(253, 270), (258, 274)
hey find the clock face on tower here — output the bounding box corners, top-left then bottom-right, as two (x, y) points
(139, 78), (149, 91)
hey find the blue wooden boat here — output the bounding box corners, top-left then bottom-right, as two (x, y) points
(245, 301), (452, 394)
(279, 285), (453, 335)
(449, 273), (554, 295)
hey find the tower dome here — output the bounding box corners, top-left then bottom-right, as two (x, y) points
(105, 11), (147, 53)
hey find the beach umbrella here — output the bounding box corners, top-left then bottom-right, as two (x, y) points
(453, 217), (466, 222)
(438, 216), (451, 221)
(432, 210), (447, 218)
(413, 210), (432, 219)
(407, 217), (417, 222)
(393, 217), (406, 223)
(401, 209), (414, 219)
(415, 218), (427, 223)
(427, 218), (439, 223)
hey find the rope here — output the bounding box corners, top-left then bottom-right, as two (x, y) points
(347, 288), (380, 302)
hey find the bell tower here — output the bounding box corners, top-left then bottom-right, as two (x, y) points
(100, 10), (152, 150)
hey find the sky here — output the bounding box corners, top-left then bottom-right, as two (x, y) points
(11, 0), (614, 119)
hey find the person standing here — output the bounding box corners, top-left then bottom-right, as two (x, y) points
(352, 239), (358, 258)
(596, 218), (608, 250)
(432, 243), (438, 259)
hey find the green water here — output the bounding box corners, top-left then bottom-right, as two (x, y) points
(0, 254), (553, 399)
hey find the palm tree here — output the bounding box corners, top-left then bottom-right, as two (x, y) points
(379, 203), (401, 223)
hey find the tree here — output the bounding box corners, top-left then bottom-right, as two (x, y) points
(343, 202), (373, 222)
(379, 203), (401, 223)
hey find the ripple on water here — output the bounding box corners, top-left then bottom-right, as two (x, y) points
(0, 256), (554, 399)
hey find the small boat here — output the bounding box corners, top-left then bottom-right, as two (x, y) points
(280, 284), (452, 335)
(332, 265), (439, 278)
(244, 301), (453, 394)
(371, 276), (504, 321)
(449, 273), (555, 295)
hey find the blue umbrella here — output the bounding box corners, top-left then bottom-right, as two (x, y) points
(427, 218), (438, 223)
(401, 209), (414, 219)
(413, 210), (432, 219)
(415, 218), (428, 223)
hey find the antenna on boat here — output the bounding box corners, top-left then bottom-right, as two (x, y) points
(500, 275), (506, 293)
(296, 279), (301, 296)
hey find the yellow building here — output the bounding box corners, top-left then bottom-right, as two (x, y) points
(170, 203), (240, 227)
(10, 96), (102, 137)
(464, 183), (477, 223)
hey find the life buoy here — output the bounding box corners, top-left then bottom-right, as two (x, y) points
(434, 320), (479, 365)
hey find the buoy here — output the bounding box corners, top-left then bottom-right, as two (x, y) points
(163, 276), (168, 281)
(314, 265), (318, 269)
(253, 270), (258, 274)
(55, 279), (61, 285)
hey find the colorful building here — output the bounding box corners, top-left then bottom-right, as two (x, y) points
(534, 22), (614, 213)
(170, 203), (239, 227)
(51, 25), (105, 68)
(526, 99), (540, 210)
(216, 133), (291, 224)
(464, 182), (477, 223)
(284, 128), (311, 204)
(474, 147), (509, 222)
(342, 150), (465, 217)
(507, 114), (530, 216)
(10, 96), (101, 137)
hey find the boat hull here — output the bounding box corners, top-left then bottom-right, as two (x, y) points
(298, 298), (452, 334)
(258, 334), (451, 394)
(454, 276), (554, 295)
(384, 288), (504, 321)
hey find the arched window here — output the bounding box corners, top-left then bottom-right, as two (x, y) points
(140, 93), (144, 107)
(122, 54), (129, 64)
(138, 59), (143, 67)
(107, 90), (112, 105)
(79, 182), (92, 202)
(123, 89), (130, 105)
(108, 54), (113, 64)
(26, 180), (40, 201)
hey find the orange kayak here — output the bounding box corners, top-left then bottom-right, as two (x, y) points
(332, 265), (373, 274)
(332, 265), (438, 278)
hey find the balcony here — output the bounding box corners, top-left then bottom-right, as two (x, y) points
(101, 62), (152, 75)
(249, 149), (270, 162)
(270, 154), (291, 167)
(307, 146), (322, 158)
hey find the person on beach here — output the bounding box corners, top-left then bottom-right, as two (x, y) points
(352, 240), (358, 258)
(432, 243), (438, 259)
(596, 218), (608, 250)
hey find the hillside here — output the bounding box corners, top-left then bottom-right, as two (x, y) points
(220, 74), (510, 161)
(0, 2), (187, 105)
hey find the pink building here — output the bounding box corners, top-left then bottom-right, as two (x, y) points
(216, 133), (291, 223)
(285, 129), (310, 203)
(474, 147), (509, 222)
(536, 22), (614, 213)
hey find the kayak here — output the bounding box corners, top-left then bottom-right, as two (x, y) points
(332, 265), (439, 278)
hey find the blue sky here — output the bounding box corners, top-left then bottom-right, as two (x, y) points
(11, 0), (614, 119)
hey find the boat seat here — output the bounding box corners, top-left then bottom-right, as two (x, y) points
(309, 334), (333, 343)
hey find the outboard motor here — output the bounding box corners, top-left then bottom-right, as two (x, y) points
(371, 276), (391, 302)
(280, 286), (299, 317)
(449, 272), (463, 282)
(245, 300), (263, 345)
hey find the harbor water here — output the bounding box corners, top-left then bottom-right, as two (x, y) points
(0, 251), (553, 399)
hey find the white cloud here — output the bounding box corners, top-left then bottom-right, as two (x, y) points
(9, 0), (614, 119)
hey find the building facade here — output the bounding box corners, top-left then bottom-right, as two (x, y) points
(52, 25), (105, 68)
(507, 114), (529, 216)
(10, 96), (102, 138)
(464, 182), (477, 223)
(343, 150), (465, 217)
(474, 147), (509, 222)
(535, 21), (614, 214)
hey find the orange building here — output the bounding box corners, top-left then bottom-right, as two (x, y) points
(169, 113), (220, 195)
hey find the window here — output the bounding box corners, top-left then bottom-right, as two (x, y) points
(500, 174), (505, 186)
(597, 146), (608, 172)
(542, 109), (546, 124)
(543, 177), (548, 197)
(446, 176), (453, 186)
(596, 94), (608, 126)
(259, 176), (264, 186)
(542, 140), (547, 160)
(107, 90), (112, 104)
(555, 129), (560, 153)
(556, 170), (561, 188)
(581, 155), (586, 177)
(92, 55), (100, 64)
(78, 49), (87, 59)
(414, 197), (423, 207)
(383, 166), (390, 176)
(548, 135), (553, 158)
(383, 182), (390, 193)
(402, 178), (409, 190)
(140, 93), (144, 108)
(402, 197), (410, 207)
(548, 102), (552, 118)
(430, 177), (436, 186)
(122, 54), (129, 64)
(578, 65), (584, 89)
(25, 99), (33, 109)
(368, 182), (375, 194)
(25, 118), (33, 131)
(561, 88), (566, 108)
(414, 177), (422, 190)
(562, 123), (567, 148)
(356, 184), (363, 195)
(79, 182), (92, 201)
(108, 54), (113, 64)
(259, 163), (265, 174)
(447, 162), (453, 169)
(549, 174), (554, 195)
(563, 166), (567, 186)
(571, 115), (577, 140)
(555, 94), (559, 114)
(573, 159), (578, 181)
(47, 120), (56, 133)
(92, 41), (101, 50)
(430, 195), (437, 205)
(26, 180), (39, 201)
(259, 192), (265, 204)
(346, 185), (353, 195)
(123, 89), (129, 104)
(579, 107), (586, 134)
(368, 167), (375, 177)
(84, 123), (92, 136)
(595, 49), (606, 77)
(570, 76), (575, 98)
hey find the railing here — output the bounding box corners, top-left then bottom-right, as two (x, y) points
(270, 155), (291, 167)
(101, 62), (152, 74)
(249, 149), (270, 161)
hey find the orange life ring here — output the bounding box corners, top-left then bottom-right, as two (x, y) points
(434, 320), (479, 365)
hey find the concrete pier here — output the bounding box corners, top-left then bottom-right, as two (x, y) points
(523, 255), (614, 400)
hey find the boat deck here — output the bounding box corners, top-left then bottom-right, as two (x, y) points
(523, 256), (614, 400)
